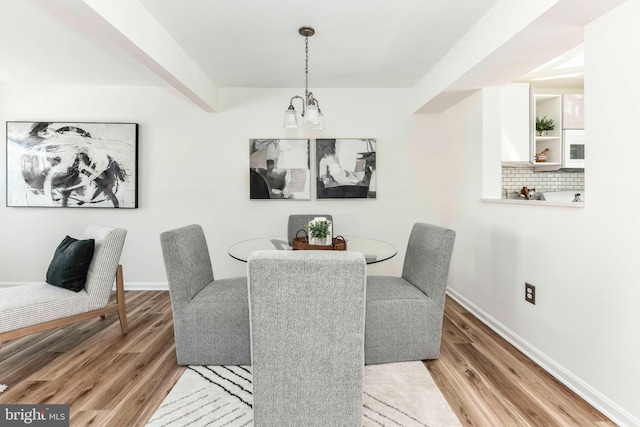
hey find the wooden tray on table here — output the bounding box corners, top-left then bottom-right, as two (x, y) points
(291, 230), (347, 251)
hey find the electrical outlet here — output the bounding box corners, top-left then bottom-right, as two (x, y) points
(525, 282), (536, 305)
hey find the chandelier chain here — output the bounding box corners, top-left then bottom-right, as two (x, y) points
(305, 36), (309, 100)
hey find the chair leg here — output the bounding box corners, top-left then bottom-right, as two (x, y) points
(115, 264), (128, 335)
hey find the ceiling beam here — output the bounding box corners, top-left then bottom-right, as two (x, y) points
(66, 0), (218, 112)
(412, 0), (625, 114)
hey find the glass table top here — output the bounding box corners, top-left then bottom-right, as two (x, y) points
(228, 235), (397, 265)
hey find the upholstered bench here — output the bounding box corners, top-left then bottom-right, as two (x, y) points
(0, 226), (128, 349)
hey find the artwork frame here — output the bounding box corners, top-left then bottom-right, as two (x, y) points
(6, 121), (138, 208)
(316, 138), (376, 199)
(250, 139), (311, 200)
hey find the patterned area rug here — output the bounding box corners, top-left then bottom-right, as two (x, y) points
(146, 361), (461, 427)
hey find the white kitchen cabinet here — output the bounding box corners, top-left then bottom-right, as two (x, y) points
(563, 94), (585, 129)
(501, 83), (532, 163)
(500, 85), (583, 169)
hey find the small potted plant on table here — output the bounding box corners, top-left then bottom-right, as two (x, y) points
(308, 218), (332, 246)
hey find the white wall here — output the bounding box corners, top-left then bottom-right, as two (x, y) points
(0, 85), (444, 285)
(3, 2), (637, 425)
(434, 1), (640, 425)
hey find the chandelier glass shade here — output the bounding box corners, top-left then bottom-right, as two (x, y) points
(283, 27), (324, 130)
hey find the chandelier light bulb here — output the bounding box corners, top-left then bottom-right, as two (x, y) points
(304, 104), (319, 125)
(283, 107), (299, 129)
(310, 111), (325, 130)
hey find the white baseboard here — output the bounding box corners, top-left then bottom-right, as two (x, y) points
(0, 282), (169, 291)
(122, 282), (169, 291)
(446, 288), (639, 427)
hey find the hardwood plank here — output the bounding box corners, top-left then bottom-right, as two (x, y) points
(70, 410), (112, 427)
(106, 347), (186, 427)
(116, 311), (174, 354)
(0, 291), (616, 426)
(25, 353), (139, 406)
(82, 325), (176, 411)
(426, 344), (498, 426)
(426, 296), (615, 427)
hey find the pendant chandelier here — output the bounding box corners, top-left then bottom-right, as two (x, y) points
(283, 26), (324, 130)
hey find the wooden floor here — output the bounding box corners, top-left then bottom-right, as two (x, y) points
(425, 298), (615, 427)
(0, 292), (614, 427)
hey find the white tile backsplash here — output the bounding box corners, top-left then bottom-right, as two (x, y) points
(502, 165), (584, 198)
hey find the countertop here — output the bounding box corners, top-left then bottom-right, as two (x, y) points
(481, 198), (585, 208)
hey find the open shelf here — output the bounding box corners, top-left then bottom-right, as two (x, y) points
(534, 95), (562, 166)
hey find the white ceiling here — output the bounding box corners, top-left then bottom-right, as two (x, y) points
(136, 0), (500, 88)
(0, 0), (621, 112)
(0, 0), (164, 86)
(1, 0), (499, 88)
(517, 44), (584, 90)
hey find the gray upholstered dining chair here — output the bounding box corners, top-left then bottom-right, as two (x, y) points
(248, 250), (366, 427)
(160, 224), (250, 365)
(365, 222), (455, 364)
(287, 214), (333, 244)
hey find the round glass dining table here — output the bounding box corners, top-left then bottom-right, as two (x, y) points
(228, 235), (397, 265)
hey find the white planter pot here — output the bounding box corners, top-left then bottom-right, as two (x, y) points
(309, 236), (331, 246)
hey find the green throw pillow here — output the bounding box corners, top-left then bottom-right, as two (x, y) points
(46, 236), (95, 292)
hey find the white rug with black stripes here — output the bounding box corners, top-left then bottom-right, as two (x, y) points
(146, 361), (461, 427)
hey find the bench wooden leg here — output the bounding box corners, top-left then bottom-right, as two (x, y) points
(116, 264), (128, 335)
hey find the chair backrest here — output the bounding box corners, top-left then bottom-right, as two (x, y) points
(248, 250), (366, 427)
(82, 225), (127, 310)
(287, 214), (333, 244)
(160, 224), (214, 308)
(401, 223), (456, 308)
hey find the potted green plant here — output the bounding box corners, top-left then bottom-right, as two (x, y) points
(535, 116), (555, 136)
(308, 218), (332, 246)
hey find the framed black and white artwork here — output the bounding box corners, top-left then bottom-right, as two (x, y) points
(6, 121), (138, 208)
(316, 138), (376, 199)
(250, 139), (310, 200)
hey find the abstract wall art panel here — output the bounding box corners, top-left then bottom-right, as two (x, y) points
(250, 139), (310, 200)
(6, 122), (138, 208)
(316, 138), (376, 199)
